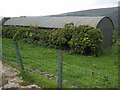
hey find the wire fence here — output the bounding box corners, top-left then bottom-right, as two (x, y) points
(2, 39), (118, 88)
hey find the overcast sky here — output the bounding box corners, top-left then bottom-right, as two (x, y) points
(0, 0), (119, 17)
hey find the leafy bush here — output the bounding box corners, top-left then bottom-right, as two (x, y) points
(3, 23), (103, 56)
(49, 23), (75, 49)
(2, 26), (17, 38)
(112, 30), (119, 45)
(69, 25), (103, 56)
(13, 26), (28, 40)
(2, 25), (50, 46)
(49, 23), (103, 56)
(30, 29), (50, 46)
(2, 26), (28, 39)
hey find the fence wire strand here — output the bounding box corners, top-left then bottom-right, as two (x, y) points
(2, 40), (118, 88)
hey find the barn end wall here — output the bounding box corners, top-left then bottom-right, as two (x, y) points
(97, 17), (114, 49)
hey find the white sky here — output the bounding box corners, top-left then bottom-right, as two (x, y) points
(0, 0), (119, 17)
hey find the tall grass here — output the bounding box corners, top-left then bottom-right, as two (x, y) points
(2, 38), (119, 88)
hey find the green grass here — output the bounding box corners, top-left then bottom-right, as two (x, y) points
(2, 38), (119, 88)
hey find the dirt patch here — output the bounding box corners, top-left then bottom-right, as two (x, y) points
(29, 69), (56, 80)
(1, 61), (40, 89)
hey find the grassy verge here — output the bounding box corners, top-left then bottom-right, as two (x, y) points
(2, 38), (119, 88)
(19, 70), (57, 88)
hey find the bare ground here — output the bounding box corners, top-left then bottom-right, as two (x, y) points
(0, 61), (40, 89)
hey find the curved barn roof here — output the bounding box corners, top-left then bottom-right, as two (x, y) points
(4, 16), (113, 28)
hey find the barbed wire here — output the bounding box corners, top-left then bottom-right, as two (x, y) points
(2, 42), (118, 87)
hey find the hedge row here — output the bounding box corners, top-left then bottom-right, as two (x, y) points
(2, 26), (50, 46)
(2, 24), (103, 56)
(49, 23), (103, 56)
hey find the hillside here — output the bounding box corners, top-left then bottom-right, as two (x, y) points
(51, 7), (118, 29)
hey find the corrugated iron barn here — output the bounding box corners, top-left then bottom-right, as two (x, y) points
(4, 16), (114, 49)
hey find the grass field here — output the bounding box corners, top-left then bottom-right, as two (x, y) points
(2, 38), (119, 88)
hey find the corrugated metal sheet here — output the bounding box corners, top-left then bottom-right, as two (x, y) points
(4, 16), (106, 28)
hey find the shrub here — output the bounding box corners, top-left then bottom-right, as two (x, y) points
(31, 29), (50, 46)
(69, 25), (103, 56)
(3, 23), (103, 56)
(2, 25), (50, 46)
(13, 26), (28, 40)
(2, 26), (17, 38)
(49, 28), (67, 49)
(49, 23), (75, 49)
(112, 30), (119, 45)
(49, 23), (103, 56)
(2, 26), (28, 39)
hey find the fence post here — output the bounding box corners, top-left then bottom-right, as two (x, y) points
(14, 40), (24, 70)
(0, 20), (2, 61)
(58, 49), (63, 89)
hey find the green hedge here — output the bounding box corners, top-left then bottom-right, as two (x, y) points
(69, 25), (103, 56)
(2, 24), (103, 56)
(49, 23), (103, 56)
(48, 23), (75, 49)
(2, 26), (50, 46)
